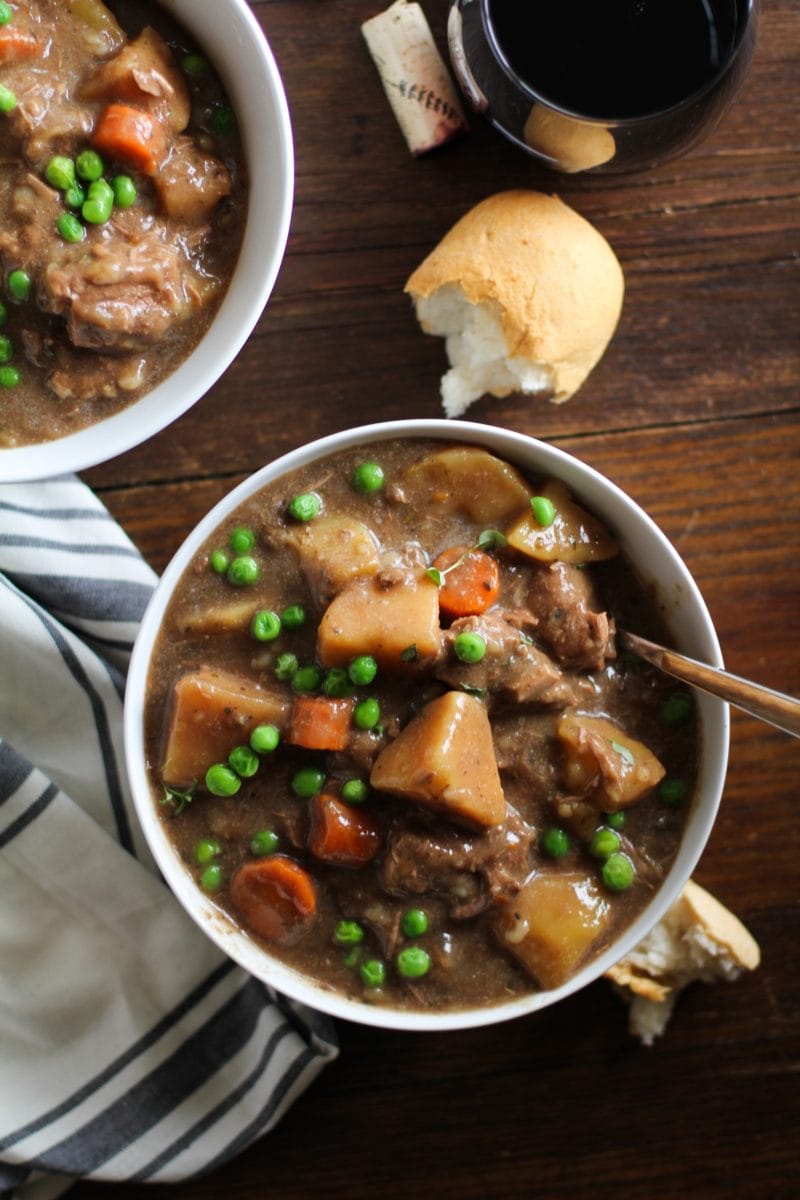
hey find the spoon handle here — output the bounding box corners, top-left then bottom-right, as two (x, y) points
(620, 631), (800, 739)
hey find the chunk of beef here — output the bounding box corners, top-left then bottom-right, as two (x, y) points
(0, 172), (62, 274)
(437, 609), (576, 708)
(527, 561), (616, 671)
(379, 807), (534, 919)
(79, 26), (191, 131)
(41, 213), (190, 351)
(491, 710), (562, 806)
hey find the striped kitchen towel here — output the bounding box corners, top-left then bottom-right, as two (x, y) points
(0, 476), (338, 1200)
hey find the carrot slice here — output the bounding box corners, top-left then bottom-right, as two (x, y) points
(230, 856), (317, 946)
(92, 103), (168, 175)
(0, 27), (42, 63)
(308, 793), (382, 867)
(433, 545), (500, 620)
(287, 695), (353, 752)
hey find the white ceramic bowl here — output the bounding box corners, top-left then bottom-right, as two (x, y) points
(125, 419), (729, 1031)
(0, 0), (294, 483)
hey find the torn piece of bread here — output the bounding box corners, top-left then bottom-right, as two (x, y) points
(404, 190), (624, 417)
(606, 879), (761, 1046)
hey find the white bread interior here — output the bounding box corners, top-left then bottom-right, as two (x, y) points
(606, 879), (761, 1046)
(405, 190), (625, 417)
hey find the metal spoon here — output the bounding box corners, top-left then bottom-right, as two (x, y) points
(619, 631), (800, 739)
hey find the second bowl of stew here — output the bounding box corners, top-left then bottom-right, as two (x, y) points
(0, 0), (293, 480)
(125, 420), (729, 1030)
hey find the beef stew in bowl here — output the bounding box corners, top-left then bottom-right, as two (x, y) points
(0, 0), (292, 479)
(126, 421), (728, 1029)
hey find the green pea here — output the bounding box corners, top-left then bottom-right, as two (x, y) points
(288, 492), (321, 522)
(250, 828), (279, 856)
(291, 664), (323, 693)
(341, 778), (369, 805)
(659, 777), (687, 806)
(7, 269), (31, 302)
(360, 959), (386, 988)
(602, 852), (636, 891)
(351, 461), (385, 494)
(396, 946), (431, 979)
(64, 183), (86, 210)
(229, 525), (255, 553)
(348, 655), (378, 686)
(281, 603), (306, 630)
(334, 920), (365, 946)
(45, 155), (76, 191)
(194, 837), (221, 865)
(401, 908), (428, 938)
(57, 212), (85, 244)
(0, 334), (12, 364)
(226, 555), (260, 586)
(342, 947), (361, 968)
(75, 148), (104, 182)
(661, 691), (693, 725)
(181, 52), (210, 80)
(274, 652), (299, 682)
(605, 811), (625, 830)
(353, 697), (381, 730)
(0, 84), (15, 114)
(200, 863), (224, 891)
(205, 763), (241, 796)
(251, 609), (282, 641)
(541, 827), (571, 859)
(590, 827), (622, 860)
(228, 744), (260, 778)
(530, 495), (556, 527)
(111, 174), (137, 208)
(0, 365), (19, 388)
(290, 765), (326, 798)
(0, 3), (13, 26)
(82, 179), (114, 224)
(0, 301), (6, 326)
(454, 631), (486, 664)
(249, 723), (281, 754)
(211, 104), (236, 136)
(323, 668), (354, 698)
(209, 548), (230, 574)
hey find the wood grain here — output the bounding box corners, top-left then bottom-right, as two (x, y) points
(68, 1), (799, 1198)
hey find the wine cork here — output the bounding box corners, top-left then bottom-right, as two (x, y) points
(362, 0), (468, 156)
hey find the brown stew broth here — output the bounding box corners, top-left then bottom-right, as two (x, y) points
(0, 0), (247, 446)
(145, 440), (698, 1012)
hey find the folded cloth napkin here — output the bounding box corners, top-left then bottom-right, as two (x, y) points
(0, 477), (338, 1200)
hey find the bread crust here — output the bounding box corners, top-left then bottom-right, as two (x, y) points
(404, 190), (625, 402)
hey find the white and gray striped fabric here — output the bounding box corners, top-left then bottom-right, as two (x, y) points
(0, 476), (338, 1200)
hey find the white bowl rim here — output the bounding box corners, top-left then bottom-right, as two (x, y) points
(125, 418), (730, 1031)
(0, 0), (294, 482)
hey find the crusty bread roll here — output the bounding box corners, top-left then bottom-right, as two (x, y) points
(404, 190), (624, 417)
(606, 879), (761, 1046)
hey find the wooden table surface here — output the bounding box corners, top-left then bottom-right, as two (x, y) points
(72, 1), (799, 1197)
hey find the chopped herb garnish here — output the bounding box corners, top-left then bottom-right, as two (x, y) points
(400, 643), (419, 662)
(518, 632), (535, 645)
(426, 566), (444, 587)
(459, 682), (486, 699)
(160, 780), (197, 816)
(476, 528), (508, 550)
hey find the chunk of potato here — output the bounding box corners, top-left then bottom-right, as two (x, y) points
(153, 138), (232, 224)
(174, 598), (259, 636)
(79, 27), (191, 131)
(494, 870), (613, 989)
(506, 479), (618, 564)
(400, 447), (531, 526)
(317, 571), (441, 671)
(68, 0), (126, 56)
(556, 713), (666, 811)
(285, 515), (380, 609)
(162, 667), (290, 787)
(370, 691), (506, 828)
